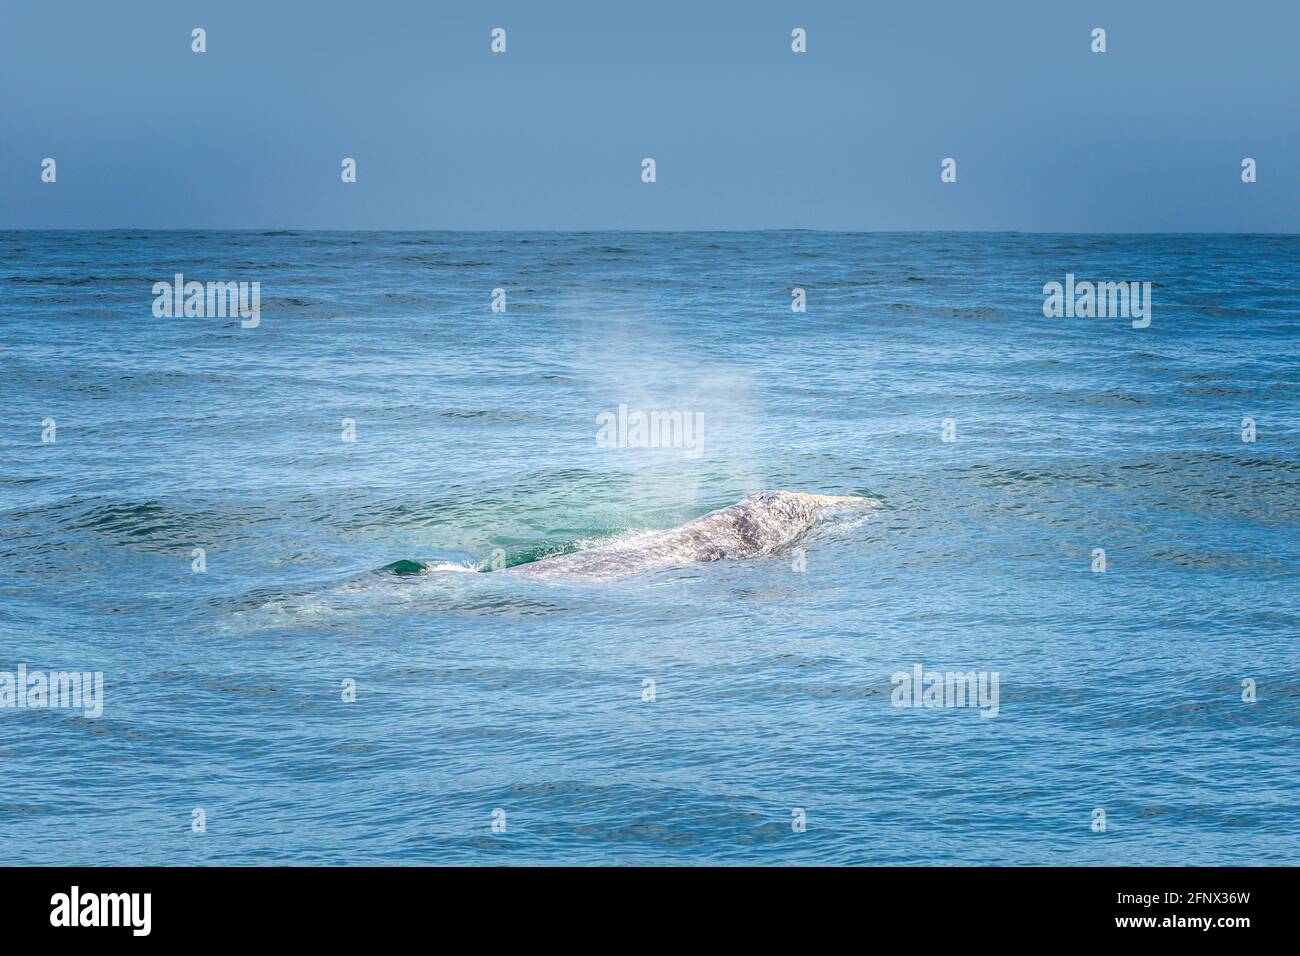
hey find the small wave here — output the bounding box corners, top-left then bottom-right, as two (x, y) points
(257, 296), (319, 309)
(435, 409), (538, 422)
(425, 560), (483, 573)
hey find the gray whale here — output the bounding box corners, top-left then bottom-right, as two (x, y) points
(504, 491), (876, 581)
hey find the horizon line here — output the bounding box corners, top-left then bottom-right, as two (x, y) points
(3, 227), (1298, 236)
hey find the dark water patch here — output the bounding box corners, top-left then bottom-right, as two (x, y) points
(434, 408), (541, 422)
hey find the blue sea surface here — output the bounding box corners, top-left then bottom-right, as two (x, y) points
(1, 231), (1296, 865)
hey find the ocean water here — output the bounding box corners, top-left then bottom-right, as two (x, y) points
(1, 230), (1296, 865)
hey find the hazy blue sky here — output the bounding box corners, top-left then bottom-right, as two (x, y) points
(1, 0), (1295, 230)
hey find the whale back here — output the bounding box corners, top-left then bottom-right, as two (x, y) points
(504, 491), (870, 581)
